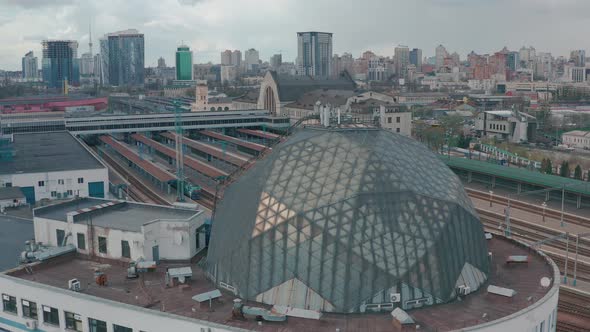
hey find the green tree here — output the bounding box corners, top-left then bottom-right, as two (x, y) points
(543, 159), (553, 175)
(456, 133), (471, 149)
(574, 165), (583, 180)
(559, 160), (570, 177)
(423, 127), (445, 152)
(439, 115), (463, 137)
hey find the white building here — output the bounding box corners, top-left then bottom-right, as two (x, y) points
(33, 198), (207, 261)
(21, 51), (38, 80)
(475, 109), (537, 143)
(562, 130), (590, 149)
(379, 104), (412, 136)
(0, 132), (108, 204)
(564, 65), (587, 82)
(79, 53), (94, 76)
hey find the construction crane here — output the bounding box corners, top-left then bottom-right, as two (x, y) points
(174, 100), (185, 202)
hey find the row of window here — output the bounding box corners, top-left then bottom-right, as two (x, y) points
(60, 230), (130, 258)
(38, 178), (84, 187)
(489, 123), (507, 131)
(387, 116), (402, 124)
(2, 294), (132, 332)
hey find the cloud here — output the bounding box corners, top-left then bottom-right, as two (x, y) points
(177, 0), (205, 5)
(2, 0), (74, 9)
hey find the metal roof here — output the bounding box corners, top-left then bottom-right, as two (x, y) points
(0, 186), (25, 200)
(207, 127), (489, 313)
(0, 132), (104, 175)
(443, 157), (590, 196)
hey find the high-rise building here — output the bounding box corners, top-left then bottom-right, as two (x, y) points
(231, 50), (242, 68)
(41, 40), (79, 88)
(296, 31), (333, 78)
(519, 46), (536, 69)
(157, 57), (167, 68)
(244, 48), (259, 72)
(535, 52), (553, 80)
(99, 29), (145, 86)
(175, 45), (193, 81)
(409, 48), (422, 72)
(21, 51), (38, 80)
(80, 52), (94, 76)
(270, 54), (282, 68)
(506, 51), (519, 72)
(570, 49), (586, 67)
(220, 50), (232, 66)
(435, 44), (448, 70)
(394, 45), (410, 77)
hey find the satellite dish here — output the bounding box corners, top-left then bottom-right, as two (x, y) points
(540, 277), (551, 287)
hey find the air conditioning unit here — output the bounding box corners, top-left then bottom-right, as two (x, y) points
(459, 285), (471, 296)
(68, 278), (81, 292)
(390, 293), (401, 303)
(25, 319), (38, 330)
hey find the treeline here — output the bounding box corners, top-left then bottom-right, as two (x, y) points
(540, 158), (588, 181)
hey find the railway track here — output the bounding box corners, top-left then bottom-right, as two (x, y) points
(98, 147), (171, 206)
(467, 188), (590, 228)
(559, 287), (590, 321)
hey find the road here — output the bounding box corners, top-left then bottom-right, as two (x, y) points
(0, 215), (34, 271)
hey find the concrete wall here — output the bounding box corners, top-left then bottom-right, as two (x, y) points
(0, 168), (108, 203)
(34, 213), (206, 262)
(0, 274), (244, 332)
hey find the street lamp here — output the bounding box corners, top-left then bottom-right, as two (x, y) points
(573, 232), (590, 287)
(489, 190), (494, 207)
(564, 232), (570, 285)
(542, 201), (547, 222)
(560, 185), (565, 227)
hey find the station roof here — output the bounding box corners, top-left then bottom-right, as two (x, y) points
(34, 198), (201, 232)
(443, 156), (590, 196)
(7, 236), (557, 331)
(0, 132), (104, 175)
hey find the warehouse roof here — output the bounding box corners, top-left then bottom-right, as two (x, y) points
(34, 198), (202, 232)
(443, 156), (590, 196)
(0, 132), (104, 175)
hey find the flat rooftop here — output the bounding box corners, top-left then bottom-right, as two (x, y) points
(0, 132), (104, 175)
(8, 236), (557, 331)
(34, 198), (200, 232)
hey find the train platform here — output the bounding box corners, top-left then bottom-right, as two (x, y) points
(160, 132), (250, 167)
(236, 128), (280, 141)
(199, 130), (268, 154)
(131, 134), (227, 179)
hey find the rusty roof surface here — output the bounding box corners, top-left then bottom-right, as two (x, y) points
(9, 236), (555, 332)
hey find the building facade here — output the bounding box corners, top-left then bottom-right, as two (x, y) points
(100, 29), (145, 86)
(21, 51), (38, 80)
(297, 31), (333, 78)
(41, 40), (79, 88)
(79, 53), (94, 76)
(244, 48), (259, 72)
(394, 45), (410, 78)
(175, 45), (193, 81)
(562, 130), (590, 149)
(409, 48), (422, 72)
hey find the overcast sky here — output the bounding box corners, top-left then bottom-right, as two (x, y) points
(0, 0), (588, 70)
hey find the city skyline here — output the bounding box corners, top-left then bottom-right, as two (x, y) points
(1, 0), (590, 70)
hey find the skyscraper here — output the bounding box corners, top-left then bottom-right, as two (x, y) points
(435, 44), (448, 70)
(175, 45), (193, 80)
(41, 40), (79, 88)
(394, 45), (410, 78)
(157, 57), (167, 68)
(231, 50), (242, 68)
(570, 49), (586, 67)
(100, 29), (145, 86)
(244, 48), (259, 72)
(80, 53), (94, 76)
(270, 54), (282, 68)
(220, 50), (232, 65)
(409, 48), (422, 72)
(21, 51), (38, 80)
(296, 31), (333, 78)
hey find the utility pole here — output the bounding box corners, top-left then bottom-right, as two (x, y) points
(174, 101), (185, 202)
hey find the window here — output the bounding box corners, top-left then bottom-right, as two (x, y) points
(396, 116), (401, 123)
(21, 299), (37, 319)
(65, 311), (83, 331)
(121, 240), (131, 258)
(387, 117), (392, 124)
(113, 324), (133, 332)
(67, 189), (73, 196)
(56, 229), (66, 246)
(396, 128), (401, 133)
(58, 179), (64, 185)
(51, 191), (57, 197)
(5, 182), (12, 187)
(2, 294), (16, 314)
(77, 178), (84, 184)
(38, 181), (45, 187)
(89, 318), (107, 332)
(98, 236), (107, 254)
(42, 305), (60, 326)
(77, 233), (86, 250)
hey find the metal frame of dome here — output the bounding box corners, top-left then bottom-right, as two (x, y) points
(206, 127), (490, 313)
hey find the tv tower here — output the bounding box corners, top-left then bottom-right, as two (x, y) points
(88, 23), (93, 55)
